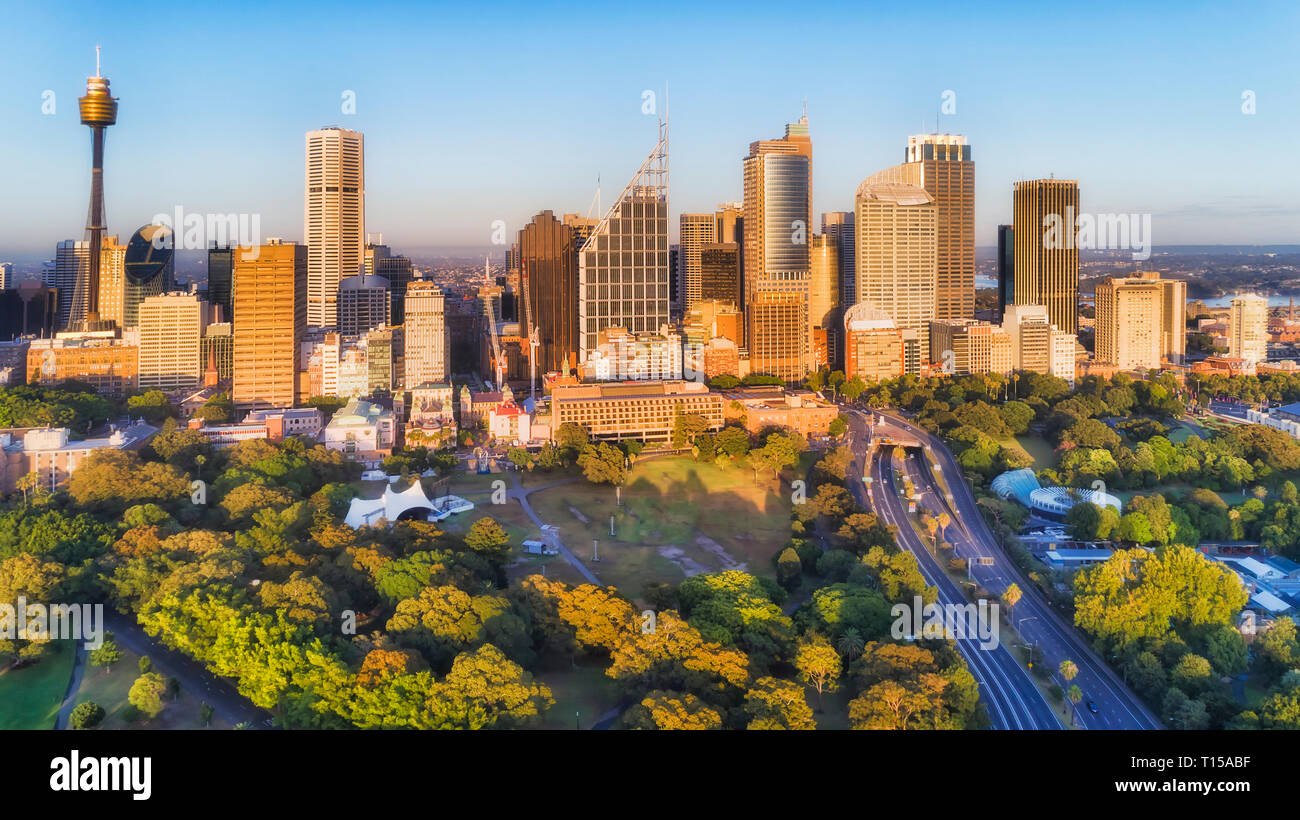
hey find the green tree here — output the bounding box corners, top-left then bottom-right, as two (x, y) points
(69, 701), (106, 729)
(128, 672), (169, 719)
(744, 677), (816, 729)
(794, 635), (842, 708)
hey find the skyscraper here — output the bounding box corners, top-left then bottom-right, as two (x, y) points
(854, 181), (937, 365)
(1013, 179), (1080, 335)
(51, 240), (90, 329)
(207, 245), (234, 322)
(1230, 294), (1268, 365)
(232, 241), (307, 410)
(95, 234), (127, 328)
(864, 135), (973, 320)
(121, 225), (175, 328)
(404, 281), (449, 389)
(305, 127), (365, 328)
(996, 224), (1014, 316)
(700, 243), (741, 307)
(365, 239), (413, 325)
(518, 210), (581, 375)
(822, 212), (854, 309)
(809, 233), (840, 370)
(678, 213), (716, 315)
(743, 116), (812, 381)
(577, 125), (670, 360)
(78, 47), (118, 327)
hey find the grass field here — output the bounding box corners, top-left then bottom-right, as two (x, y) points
(72, 645), (232, 730)
(1013, 435), (1057, 470)
(0, 644), (76, 730)
(533, 654), (622, 729)
(525, 455), (801, 599)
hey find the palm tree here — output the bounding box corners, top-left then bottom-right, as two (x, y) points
(1002, 583), (1022, 621)
(923, 516), (939, 554)
(836, 628), (865, 660)
(936, 511), (952, 547)
(1067, 684), (1083, 726)
(1059, 659), (1078, 685)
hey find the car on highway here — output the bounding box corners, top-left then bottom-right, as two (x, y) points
(1086, 700), (1099, 714)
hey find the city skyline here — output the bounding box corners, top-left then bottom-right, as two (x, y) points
(2, 1), (1298, 261)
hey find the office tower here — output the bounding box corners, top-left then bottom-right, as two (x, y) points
(668, 246), (679, 307)
(1013, 179), (1080, 334)
(996, 225), (1014, 316)
(577, 125), (670, 360)
(121, 225), (175, 328)
(305, 127), (365, 328)
(700, 242), (741, 307)
(0, 263), (12, 291)
(843, 303), (903, 383)
(138, 292), (207, 391)
(1230, 294), (1268, 365)
(232, 241), (307, 410)
(929, 319), (1011, 376)
(366, 327), (396, 391)
(822, 212), (855, 309)
(365, 239), (413, 324)
(201, 322), (233, 382)
(1159, 277), (1187, 365)
(0, 282), (57, 342)
(863, 135), (973, 319)
(809, 233), (841, 370)
(51, 240), (90, 329)
(338, 273), (390, 336)
(679, 214), (717, 314)
(1002, 303), (1076, 384)
(518, 210), (581, 375)
(404, 281), (449, 389)
(743, 116), (812, 381)
(854, 181), (937, 365)
(207, 245), (234, 321)
(78, 47), (118, 327)
(715, 202), (744, 244)
(95, 234), (127, 328)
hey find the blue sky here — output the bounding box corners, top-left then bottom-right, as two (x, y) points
(1, 0), (1297, 258)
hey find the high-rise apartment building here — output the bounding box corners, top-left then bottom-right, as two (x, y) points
(678, 214), (716, 315)
(822, 212), (855, 309)
(137, 292), (207, 391)
(854, 181), (937, 366)
(232, 241), (307, 410)
(1013, 179), (1079, 334)
(1094, 272), (1186, 371)
(743, 116), (812, 381)
(1230, 294), (1268, 365)
(864, 135), (973, 319)
(404, 281), (449, 389)
(809, 233), (840, 370)
(0, 263), (12, 291)
(305, 127), (365, 328)
(577, 127), (670, 360)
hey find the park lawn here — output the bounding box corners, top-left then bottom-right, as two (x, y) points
(1012, 434), (1057, 470)
(526, 455), (797, 597)
(506, 554), (590, 587)
(438, 496), (537, 548)
(74, 645), (232, 730)
(533, 654), (622, 730)
(0, 644), (76, 730)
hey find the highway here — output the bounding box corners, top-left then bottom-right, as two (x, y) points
(852, 409), (1163, 731)
(845, 413), (1061, 730)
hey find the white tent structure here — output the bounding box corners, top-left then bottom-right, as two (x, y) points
(344, 481), (435, 529)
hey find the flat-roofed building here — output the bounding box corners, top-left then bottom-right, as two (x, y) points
(138, 292), (208, 391)
(854, 181), (937, 366)
(232, 241), (307, 410)
(1230, 294), (1268, 365)
(27, 334), (138, 396)
(550, 380), (723, 442)
(720, 385), (839, 439)
(929, 318), (1011, 376)
(844, 302), (903, 383)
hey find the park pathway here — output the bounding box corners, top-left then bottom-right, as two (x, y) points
(52, 644), (88, 730)
(505, 471), (602, 586)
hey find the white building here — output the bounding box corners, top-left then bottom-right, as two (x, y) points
(304, 127), (365, 329)
(321, 398), (394, 466)
(1230, 295), (1268, 365)
(137, 292), (208, 391)
(582, 324), (683, 381)
(403, 281), (448, 389)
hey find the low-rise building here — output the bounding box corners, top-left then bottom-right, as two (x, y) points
(550, 380), (723, 442)
(1, 422), (157, 492)
(721, 385), (840, 438)
(321, 398), (395, 466)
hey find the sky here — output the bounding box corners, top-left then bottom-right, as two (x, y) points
(1, 0), (1297, 260)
